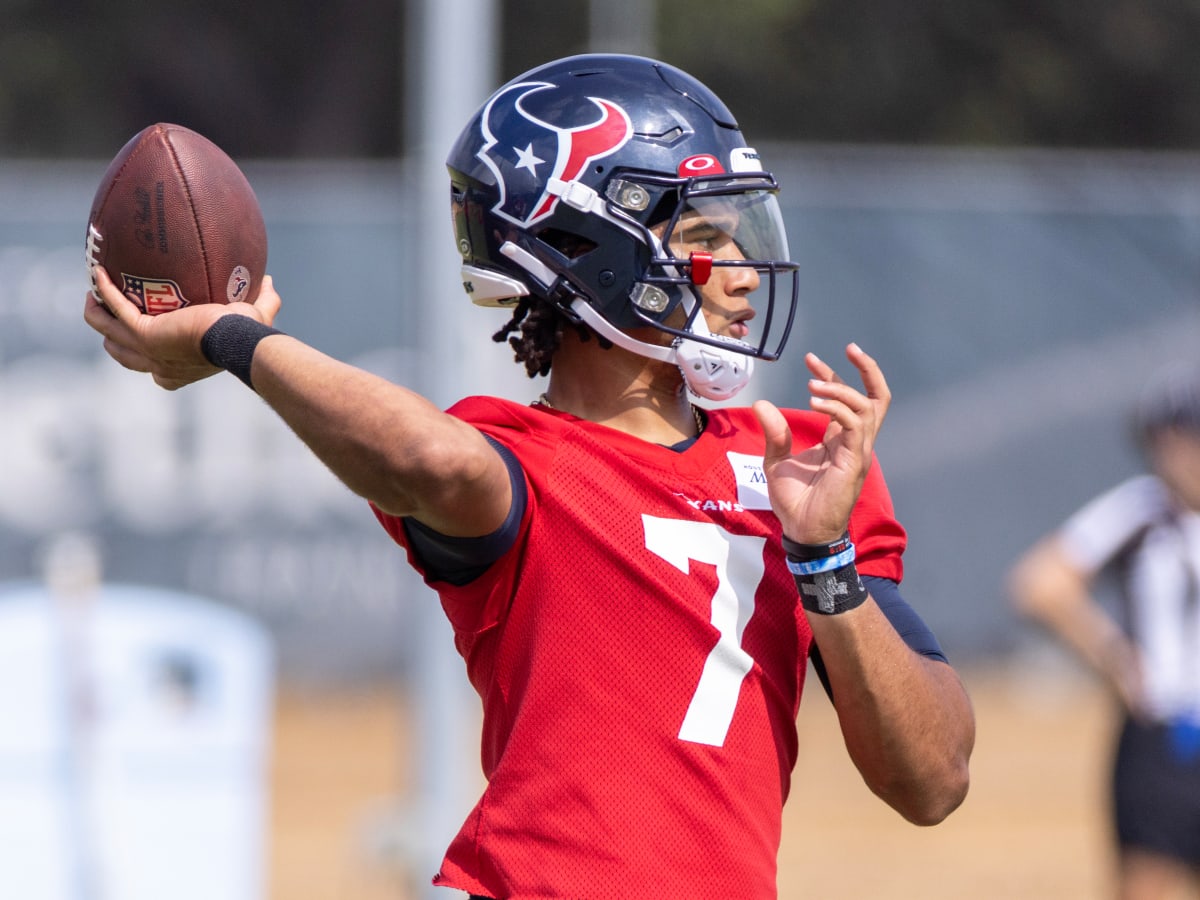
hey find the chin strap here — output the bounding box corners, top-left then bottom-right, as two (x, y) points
(569, 297), (754, 401)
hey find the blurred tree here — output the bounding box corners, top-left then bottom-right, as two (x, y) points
(2, 0), (1200, 157)
(657, 0), (1200, 147)
(0, 0), (401, 158)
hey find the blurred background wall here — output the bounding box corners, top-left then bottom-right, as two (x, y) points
(1, 1), (1199, 897)
(3, 0), (1198, 673)
(5, 145), (1200, 668)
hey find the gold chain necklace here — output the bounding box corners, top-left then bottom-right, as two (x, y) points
(535, 393), (705, 437)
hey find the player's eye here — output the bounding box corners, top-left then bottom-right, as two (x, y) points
(677, 229), (716, 250)
(672, 221), (734, 254)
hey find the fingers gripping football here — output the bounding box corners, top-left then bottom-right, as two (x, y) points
(85, 266), (281, 391)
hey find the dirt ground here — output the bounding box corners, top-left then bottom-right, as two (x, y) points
(267, 663), (1119, 900)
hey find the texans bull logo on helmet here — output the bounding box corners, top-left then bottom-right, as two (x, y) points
(476, 81), (634, 227)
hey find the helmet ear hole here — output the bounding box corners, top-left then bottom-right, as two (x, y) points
(647, 193), (678, 229)
(537, 227), (598, 260)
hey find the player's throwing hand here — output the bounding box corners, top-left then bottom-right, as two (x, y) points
(85, 265), (281, 391)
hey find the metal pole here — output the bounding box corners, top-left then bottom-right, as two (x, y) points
(43, 533), (104, 900)
(404, 2), (498, 898)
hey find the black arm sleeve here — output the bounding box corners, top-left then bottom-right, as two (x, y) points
(808, 575), (949, 701)
(400, 435), (527, 586)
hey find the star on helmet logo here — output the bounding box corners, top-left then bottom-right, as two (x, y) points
(513, 143), (545, 174)
(476, 80), (633, 227)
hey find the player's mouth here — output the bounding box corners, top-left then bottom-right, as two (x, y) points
(727, 310), (755, 340)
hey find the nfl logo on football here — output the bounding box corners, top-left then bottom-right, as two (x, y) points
(121, 274), (190, 314)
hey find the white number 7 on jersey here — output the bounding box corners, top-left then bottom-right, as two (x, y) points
(642, 515), (766, 747)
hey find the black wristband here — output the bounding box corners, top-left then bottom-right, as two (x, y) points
(200, 315), (282, 390)
(782, 531), (852, 562)
(794, 563), (870, 616)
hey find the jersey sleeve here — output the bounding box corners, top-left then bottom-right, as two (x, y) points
(370, 403), (536, 588)
(848, 451), (907, 582)
(394, 436), (527, 586)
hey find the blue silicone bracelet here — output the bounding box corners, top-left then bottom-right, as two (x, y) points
(785, 543), (856, 576)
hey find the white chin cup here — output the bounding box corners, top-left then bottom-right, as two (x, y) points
(673, 334), (754, 401)
(568, 297), (755, 402)
(671, 302), (755, 401)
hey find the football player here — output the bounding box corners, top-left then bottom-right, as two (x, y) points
(86, 54), (974, 900)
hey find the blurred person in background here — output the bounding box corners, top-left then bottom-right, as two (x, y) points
(1010, 363), (1200, 900)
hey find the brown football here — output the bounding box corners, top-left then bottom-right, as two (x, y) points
(86, 123), (267, 315)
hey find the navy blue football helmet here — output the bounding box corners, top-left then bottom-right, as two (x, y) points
(446, 54), (799, 400)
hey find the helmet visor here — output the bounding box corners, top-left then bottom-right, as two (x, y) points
(639, 177), (799, 361)
(665, 187), (791, 264)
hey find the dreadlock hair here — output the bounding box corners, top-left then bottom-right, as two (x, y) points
(491, 296), (612, 379)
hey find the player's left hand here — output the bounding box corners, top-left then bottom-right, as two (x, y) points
(752, 343), (890, 544)
(84, 265), (281, 391)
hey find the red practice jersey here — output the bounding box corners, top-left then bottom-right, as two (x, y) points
(374, 397), (906, 899)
